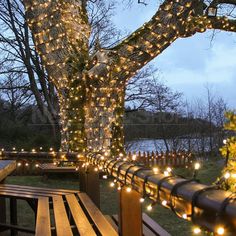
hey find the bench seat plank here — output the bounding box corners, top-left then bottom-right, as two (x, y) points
(36, 197), (51, 236)
(0, 189), (60, 199)
(78, 193), (118, 236)
(1, 184), (79, 194)
(66, 194), (96, 236)
(105, 216), (119, 231)
(53, 195), (73, 236)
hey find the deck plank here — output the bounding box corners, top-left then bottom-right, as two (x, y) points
(66, 194), (96, 236)
(78, 193), (118, 236)
(53, 195), (73, 236)
(35, 197), (51, 236)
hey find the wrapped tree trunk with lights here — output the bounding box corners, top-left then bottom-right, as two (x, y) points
(220, 111), (236, 193)
(22, 0), (236, 156)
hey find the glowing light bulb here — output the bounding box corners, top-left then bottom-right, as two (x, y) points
(223, 139), (227, 145)
(147, 204), (152, 211)
(193, 227), (201, 234)
(103, 175), (108, 179)
(110, 182), (115, 187)
(17, 162), (21, 167)
(182, 214), (187, 219)
(161, 200), (167, 206)
(153, 167), (159, 174)
(132, 155), (137, 161)
(35, 164), (39, 168)
(126, 187), (132, 192)
(94, 167), (98, 172)
(117, 186), (121, 191)
(166, 167), (172, 172)
(164, 171), (169, 176)
(217, 227), (225, 235)
(140, 198), (145, 203)
(194, 163), (200, 170)
(224, 172), (230, 179)
(232, 173), (236, 178)
(25, 163), (29, 167)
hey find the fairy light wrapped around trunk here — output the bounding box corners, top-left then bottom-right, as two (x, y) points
(22, 0), (236, 155)
(220, 111), (236, 193)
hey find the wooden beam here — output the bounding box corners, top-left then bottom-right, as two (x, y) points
(119, 187), (142, 236)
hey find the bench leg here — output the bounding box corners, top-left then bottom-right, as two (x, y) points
(0, 196), (6, 232)
(10, 198), (18, 236)
(118, 187), (143, 236)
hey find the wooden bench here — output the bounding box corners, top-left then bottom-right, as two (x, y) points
(105, 214), (171, 236)
(0, 184), (118, 236)
(39, 162), (78, 173)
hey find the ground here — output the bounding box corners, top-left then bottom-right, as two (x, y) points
(3, 156), (223, 236)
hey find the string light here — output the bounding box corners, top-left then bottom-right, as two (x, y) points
(153, 167), (159, 174)
(164, 171), (169, 177)
(194, 163), (201, 170)
(216, 226), (225, 235)
(147, 204), (152, 211)
(126, 187), (132, 193)
(193, 227), (201, 234)
(224, 172), (230, 179)
(140, 198), (145, 203)
(161, 200), (167, 206)
(132, 155), (137, 161)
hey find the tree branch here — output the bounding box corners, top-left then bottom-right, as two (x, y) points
(110, 0), (200, 80)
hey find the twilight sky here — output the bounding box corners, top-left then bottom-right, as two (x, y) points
(112, 2), (236, 108)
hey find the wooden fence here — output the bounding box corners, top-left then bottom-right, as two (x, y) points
(0, 151), (194, 173)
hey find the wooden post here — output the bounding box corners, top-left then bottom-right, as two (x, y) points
(118, 187), (142, 236)
(0, 178), (6, 233)
(79, 165), (100, 208)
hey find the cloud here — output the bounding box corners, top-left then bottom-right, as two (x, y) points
(154, 33), (236, 107)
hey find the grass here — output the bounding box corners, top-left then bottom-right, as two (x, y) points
(4, 156), (224, 236)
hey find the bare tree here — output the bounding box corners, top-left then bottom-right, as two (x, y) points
(126, 74), (183, 151)
(0, 0), (59, 124)
(0, 73), (32, 121)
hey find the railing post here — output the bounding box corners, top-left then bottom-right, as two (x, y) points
(79, 165), (100, 208)
(0, 179), (6, 232)
(118, 187), (143, 236)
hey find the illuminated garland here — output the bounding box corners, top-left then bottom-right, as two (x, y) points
(219, 111), (236, 193)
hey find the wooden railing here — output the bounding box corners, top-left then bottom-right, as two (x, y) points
(126, 151), (194, 167)
(86, 153), (236, 235)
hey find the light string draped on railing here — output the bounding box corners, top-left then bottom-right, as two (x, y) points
(85, 152), (236, 235)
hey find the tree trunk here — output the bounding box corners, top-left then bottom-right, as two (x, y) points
(85, 82), (125, 156)
(22, 0), (236, 155)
